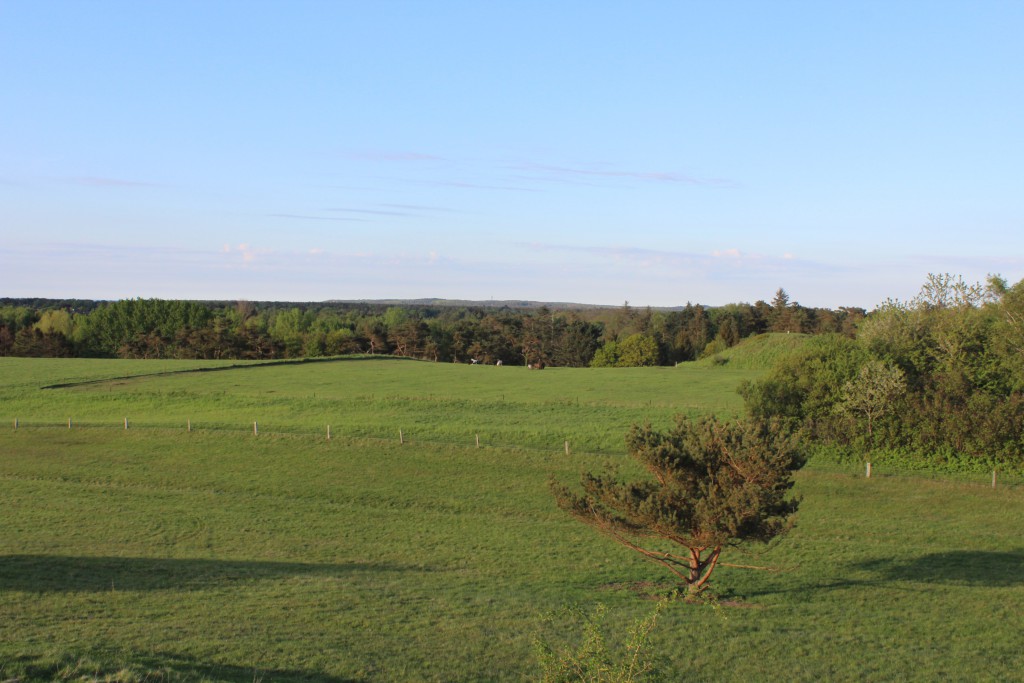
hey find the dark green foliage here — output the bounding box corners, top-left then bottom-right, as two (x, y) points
(551, 416), (803, 595)
(0, 293), (862, 364)
(10, 328), (74, 357)
(79, 299), (214, 357)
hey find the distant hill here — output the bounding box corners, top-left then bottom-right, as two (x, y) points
(1, 296), (695, 313)
(323, 298), (682, 311)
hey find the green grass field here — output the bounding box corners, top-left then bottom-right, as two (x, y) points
(0, 355), (751, 454)
(1, 344), (1022, 681)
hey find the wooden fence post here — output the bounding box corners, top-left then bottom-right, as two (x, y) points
(68, 418), (72, 430)
(866, 462), (872, 478)
(399, 429), (404, 445)
(992, 469), (997, 489)
(565, 440), (570, 456)
(476, 434), (480, 448)
(327, 425), (331, 441)
(254, 421), (258, 436)
(13, 418), (17, 430)
(124, 417), (129, 430)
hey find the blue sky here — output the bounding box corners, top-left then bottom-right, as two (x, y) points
(2, 1), (1022, 309)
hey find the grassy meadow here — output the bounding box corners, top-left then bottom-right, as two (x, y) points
(0, 355), (751, 454)
(1, 341), (1022, 681)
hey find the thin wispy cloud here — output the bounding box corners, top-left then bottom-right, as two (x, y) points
(506, 173), (610, 188)
(412, 179), (540, 192)
(510, 162), (735, 187)
(904, 253), (1024, 271)
(520, 241), (837, 274)
(268, 213), (369, 222)
(67, 176), (157, 187)
(324, 207), (411, 216)
(343, 150), (444, 162)
(380, 203), (458, 213)
(0, 240), (938, 307)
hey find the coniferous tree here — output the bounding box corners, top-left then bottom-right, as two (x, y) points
(551, 416), (803, 597)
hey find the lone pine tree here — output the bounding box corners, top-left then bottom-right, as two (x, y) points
(552, 416), (804, 597)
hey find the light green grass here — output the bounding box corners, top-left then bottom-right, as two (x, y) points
(695, 331), (812, 370)
(1, 350), (1022, 681)
(0, 355), (750, 453)
(0, 357), (250, 390)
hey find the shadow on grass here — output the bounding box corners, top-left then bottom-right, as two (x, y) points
(40, 355), (418, 390)
(854, 550), (1024, 587)
(747, 549), (1024, 599)
(0, 554), (419, 593)
(5, 649), (362, 683)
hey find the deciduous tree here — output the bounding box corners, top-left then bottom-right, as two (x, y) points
(836, 359), (907, 441)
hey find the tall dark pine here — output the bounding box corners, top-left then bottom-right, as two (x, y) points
(771, 287), (790, 310)
(771, 288), (798, 332)
(552, 416), (803, 596)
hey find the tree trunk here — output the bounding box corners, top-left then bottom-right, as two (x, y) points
(685, 546), (722, 598)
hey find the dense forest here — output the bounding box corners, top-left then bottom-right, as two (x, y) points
(0, 290), (864, 367)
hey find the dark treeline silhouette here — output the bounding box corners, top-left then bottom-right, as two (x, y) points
(0, 290), (865, 366)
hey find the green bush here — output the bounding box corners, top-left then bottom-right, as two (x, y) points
(533, 598), (672, 683)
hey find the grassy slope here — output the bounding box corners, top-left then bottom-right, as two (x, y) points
(0, 355), (753, 454)
(0, 357), (248, 390)
(2, 338), (1021, 681)
(695, 331), (812, 370)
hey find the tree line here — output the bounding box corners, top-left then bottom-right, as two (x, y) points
(741, 273), (1024, 470)
(0, 292), (864, 366)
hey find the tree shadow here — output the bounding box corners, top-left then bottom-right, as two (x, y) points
(40, 355), (415, 390)
(6, 649), (363, 682)
(128, 650), (366, 683)
(739, 576), (876, 600)
(852, 550), (1024, 587)
(0, 554), (421, 593)
(745, 550), (1024, 599)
